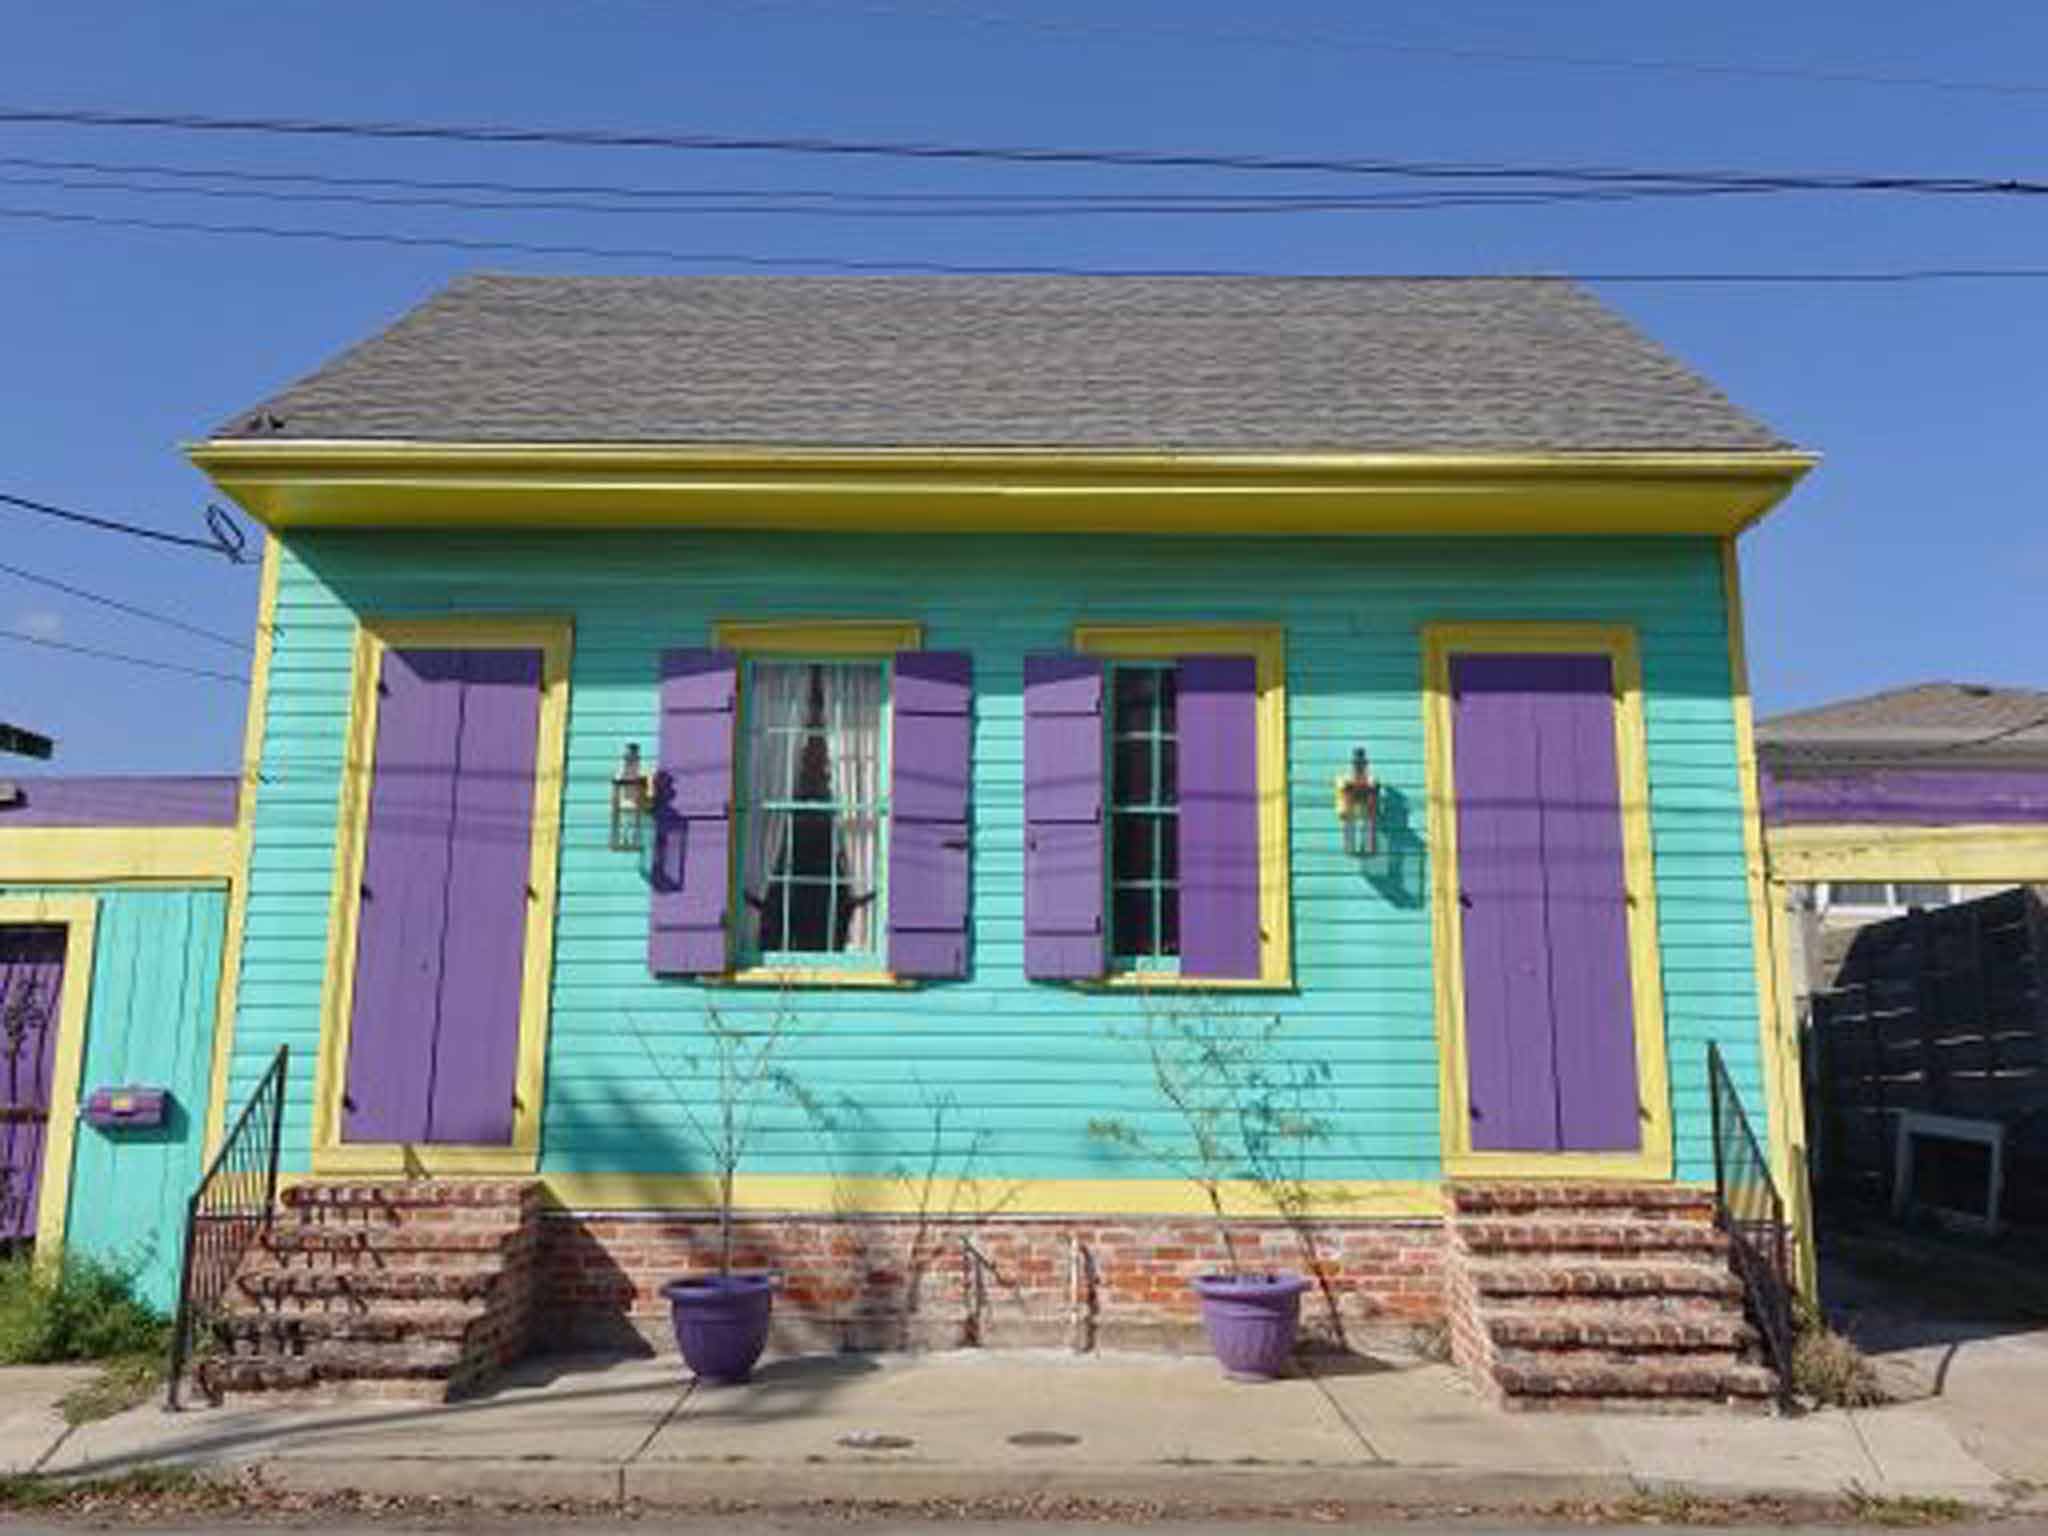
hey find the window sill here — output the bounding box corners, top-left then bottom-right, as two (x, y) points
(1084, 972), (1297, 994)
(716, 967), (914, 989)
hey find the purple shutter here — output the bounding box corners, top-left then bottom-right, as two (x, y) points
(651, 649), (737, 975)
(1023, 652), (1106, 980)
(1177, 655), (1263, 980)
(888, 651), (972, 978)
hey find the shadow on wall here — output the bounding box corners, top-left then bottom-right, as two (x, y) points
(1357, 785), (1426, 911)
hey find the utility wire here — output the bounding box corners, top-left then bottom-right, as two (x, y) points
(0, 629), (246, 686)
(699, 0), (2048, 101)
(0, 489), (245, 560)
(7, 201), (2048, 285)
(1, 104), (2044, 195)
(0, 556), (251, 651)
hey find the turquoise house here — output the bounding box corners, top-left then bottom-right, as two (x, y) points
(58, 274), (1820, 1405)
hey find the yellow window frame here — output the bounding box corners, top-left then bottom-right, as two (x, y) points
(1072, 623), (1292, 989)
(709, 618), (923, 986)
(313, 615), (573, 1177)
(1421, 622), (1673, 1180)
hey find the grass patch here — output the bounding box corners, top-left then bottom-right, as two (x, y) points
(0, 1467), (218, 1513)
(0, 1254), (169, 1365)
(58, 1351), (167, 1426)
(1845, 1483), (1972, 1526)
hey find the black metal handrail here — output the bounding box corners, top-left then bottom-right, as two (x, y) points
(166, 1044), (287, 1410)
(1708, 1041), (1795, 1393)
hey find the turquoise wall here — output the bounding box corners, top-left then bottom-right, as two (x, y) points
(0, 885), (225, 1310)
(233, 531), (1768, 1190)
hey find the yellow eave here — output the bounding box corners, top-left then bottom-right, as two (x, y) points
(187, 440), (1817, 537)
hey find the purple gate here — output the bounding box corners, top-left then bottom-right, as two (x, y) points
(1450, 652), (1640, 1154)
(0, 926), (66, 1240)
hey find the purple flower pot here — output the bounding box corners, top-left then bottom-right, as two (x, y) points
(1190, 1272), (1310, 1380)
(661, 1273), (775, 1385)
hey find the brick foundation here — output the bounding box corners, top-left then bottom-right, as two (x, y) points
(538, 1210), (1444, 1357)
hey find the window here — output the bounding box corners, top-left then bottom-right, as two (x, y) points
(1022, 624), (1289, 986)
(1108, 662), (1180, 967)
(1822, 880), (1956, 913)
(739, 660), (889, 963)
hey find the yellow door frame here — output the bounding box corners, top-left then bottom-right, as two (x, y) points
(1422, 622), (1675, 1181)
(0, 894), (100, 1260)
(312, 615), (573, 1177)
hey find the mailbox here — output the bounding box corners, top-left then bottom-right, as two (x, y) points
(82, 1086), (169, 1131)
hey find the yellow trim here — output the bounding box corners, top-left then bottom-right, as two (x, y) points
(1072, 624), (1292, 987)
(721, 968), (912, 989)
(1764, 822), (2048, 883)
(711, 619), (923, 655)
(311, 615), (573, 1179)
(528, 1171), (1448, 1219)
(0, 828), (234, 884)
(0, 895), (100, 1261)
(1422, 623), (1673, 1180)
(203, 535), (281, 1160)
(1721, 541), (1816, 1298)
(189, 440), (1816, 538)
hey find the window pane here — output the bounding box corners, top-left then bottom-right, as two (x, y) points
(1827, 882), (1889, 908)
(1113, 884), (1156, 958)
(1894, 882), (1953, 908)
(1113, 666), (1160, 735)
(1159, 739), (1177, 804)
(1113, 814), (1156, 882)
(1159, 884), (1180, 957)
(1157, 667), (1178, 732)
(1159, 816), (1179, 882)
(1113, 739), (1153, 805)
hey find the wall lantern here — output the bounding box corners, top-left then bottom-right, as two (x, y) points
(610, 743), (653, 854)
(1334, 747), (1380, 858)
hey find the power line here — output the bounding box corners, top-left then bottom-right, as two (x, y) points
(0, 489), (247, 560)
(0, 629), (246, 686)
(701, 0), (2048, 101)
(7, 200), (2048, 285)
(0, 556), (251, 651)
(0, 103), (2043, 196)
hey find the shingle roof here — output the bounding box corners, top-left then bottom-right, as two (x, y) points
(210, 273), (1793, 454)
(1758, 683), (2048, 769)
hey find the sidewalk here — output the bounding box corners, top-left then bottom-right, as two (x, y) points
(9, 1345), (2037, 1516)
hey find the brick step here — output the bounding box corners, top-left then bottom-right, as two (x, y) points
(1449, 1182), (1715, 1221)
(219, 1303), (487, 1346)
(1491, 1348), (1776, 1406)
(1483, 1304), (1756, 1354)
(1469, 1259), (1743, 1302)
(233, 1265), (508, 1307)
(281, 1180), (538, 1213)
(202, 1340), (472, 1391)
(1457, 1218), (1729, 1258)
(259, 1224), (527, 1258)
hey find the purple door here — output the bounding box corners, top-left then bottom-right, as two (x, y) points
(0, 926), (66, 1240)
(1450, 652), (1640, 1153)
(344, 646), (541, 1146)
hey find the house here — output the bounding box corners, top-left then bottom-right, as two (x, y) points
(11, 274), (1816, 1408)
(1757, 683), (2048, 1228)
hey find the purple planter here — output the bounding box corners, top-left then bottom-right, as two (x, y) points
(661, 1273), (775, 1384)
(1190, 1272), (1310, 1380)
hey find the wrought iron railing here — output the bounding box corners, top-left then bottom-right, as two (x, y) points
(1708, 1041), (1795, 1393)
(166, 1044), (287, 1410)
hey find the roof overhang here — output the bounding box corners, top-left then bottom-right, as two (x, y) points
(187, 441), (1816, 538)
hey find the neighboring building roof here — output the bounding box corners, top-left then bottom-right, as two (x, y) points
(0, 776), (239, 828)
(1758, 683), (2048, 773)
(209, 273), (1793, 455)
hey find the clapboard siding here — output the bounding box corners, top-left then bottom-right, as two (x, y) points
(0, 885), (225, 1308)
(231, 531), (1766, 1187)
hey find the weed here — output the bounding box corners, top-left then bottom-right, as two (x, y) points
(1844, 1482), (1971, 1526)
(1790, 1301), (1886, 1408)
(0, 1467), (215, 1512)
(0, 1255), (169, 1364)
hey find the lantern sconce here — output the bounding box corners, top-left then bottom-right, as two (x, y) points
(610, 743), (654, 854)
(1334, 747), (1380, 858)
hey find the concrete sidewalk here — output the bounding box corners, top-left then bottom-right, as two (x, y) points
(10, 1349), (2033, 1513)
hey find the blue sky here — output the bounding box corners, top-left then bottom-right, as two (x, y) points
(3, 0), (2042, 772)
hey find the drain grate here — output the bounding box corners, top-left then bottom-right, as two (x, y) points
(1007, 1430), (1082, 1448)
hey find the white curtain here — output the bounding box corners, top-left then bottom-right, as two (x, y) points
(743, 662), (808, 951)
(823, 663), (885, 951)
